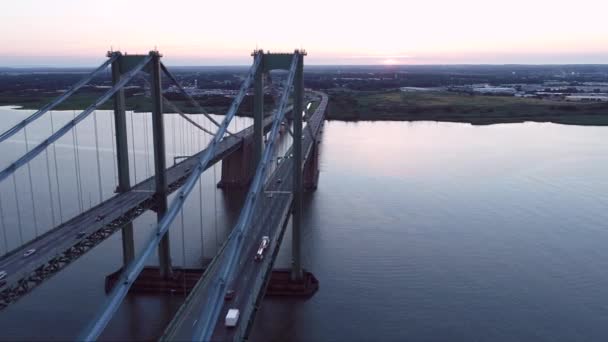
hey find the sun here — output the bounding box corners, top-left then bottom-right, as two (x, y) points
(382, 58), (398, 65)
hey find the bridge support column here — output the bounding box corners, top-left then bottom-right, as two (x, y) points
(303, 139), (320, 190)
(109, 51), (135, 265)
(150, 51), (173, 279)
(291, 51), (304, 281)
(253, 51), (265, 169)
(217, 135), (255, 188)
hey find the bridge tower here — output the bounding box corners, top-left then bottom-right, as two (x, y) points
(254, 50), (306, 281)
(218, 50), (307, 280)
(149, 50), (173, 278)
(108, 51), (136, 266)
(107, 51), (173, 277)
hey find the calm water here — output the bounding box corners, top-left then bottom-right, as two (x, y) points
(1, 106), (608, 341)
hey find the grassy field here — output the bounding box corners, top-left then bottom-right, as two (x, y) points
(3, 89), (607, 126)
(327, 90), (608, 125)
(0, 91), (236, 116)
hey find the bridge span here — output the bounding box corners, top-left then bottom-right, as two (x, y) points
(0, 49), (327, 341)
(163, 91), (327, 341)
(0, 116), (275, 309)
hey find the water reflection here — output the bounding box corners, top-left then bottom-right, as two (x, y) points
(1, 110), (608, 341)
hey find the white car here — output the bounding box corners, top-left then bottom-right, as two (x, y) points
(261, 236), (270, 249)
(23, 249), (37, 258)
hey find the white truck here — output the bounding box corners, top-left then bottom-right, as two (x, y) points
(225, 308), (240, 328)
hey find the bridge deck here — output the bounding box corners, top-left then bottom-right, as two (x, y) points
(162, 92), (328, 341)
(0, 117), (274, 309)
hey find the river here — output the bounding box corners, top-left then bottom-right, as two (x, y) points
(1, 107), (608, 341)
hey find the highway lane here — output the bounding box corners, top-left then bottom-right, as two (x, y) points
(162, 92), (327, 341)
(0, 117), (275, 309)
(160, 125), (298, 341)
(213, 91), (328, 341)
(212, 145), (295, 341)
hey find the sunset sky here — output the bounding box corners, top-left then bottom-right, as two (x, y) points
(1, 0), (607, 66)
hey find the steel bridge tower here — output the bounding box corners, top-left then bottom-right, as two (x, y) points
(108, 51), (173, 277)
(251, 49), (306, 280)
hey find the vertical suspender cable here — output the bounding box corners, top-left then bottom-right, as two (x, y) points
(110, 112), (118, 186)
(74, 111), (85, 210)
(71, 113), (84, 213)
(44, 149), (56, 226)
(23, 126), (39, 237)
(130, 112), (138, 184)
(176, 116), (180, 157)
(179, 116), (183, 156)
(12, 173), (23, 244)
(181, 207), (187, 266)
(187, 116), (191, 154)
(198, 176), (204, 260)
(213, 163), (218, 251)
(143, 113), (150, 178)
(177, 120), (184, 156)
(189, 117), (192, 154)
(50, 111), (64, 222)
(186, 116), (191, 154)
(171, 115), (176, 162)
(93, 110), (103, 202)
(198, 116), (202, 148)
(181, 116), (185, 156)
(0, 193), (8, 253)
(191, 116), (195, 153)
(181, 206), (188, 298)
(191, 116), (195, 154)
(183, 116), (188, 155)
(196, 115), (204, 260)
(74, 110), (85, 211)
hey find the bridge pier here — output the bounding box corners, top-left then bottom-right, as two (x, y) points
(109, 51), (135, 265)
(150, 51), (173, 279)
(303, 139), (321, 190)
(217, 134), (255, 188)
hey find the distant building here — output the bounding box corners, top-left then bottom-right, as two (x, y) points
(400, 87), (441, 92)
(565, 95), (608, 102)
(472, 85), (517, 95)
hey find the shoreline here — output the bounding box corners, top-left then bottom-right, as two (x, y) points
(2, 90), (608, 127)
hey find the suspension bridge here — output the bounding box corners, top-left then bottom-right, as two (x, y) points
(0, 49), (327, 340)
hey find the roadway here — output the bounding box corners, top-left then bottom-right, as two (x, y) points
(162, 92), (328, 341)
(0, 116), (275, 309)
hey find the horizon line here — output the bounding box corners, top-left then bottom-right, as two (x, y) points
(3, 63), (608, 69)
